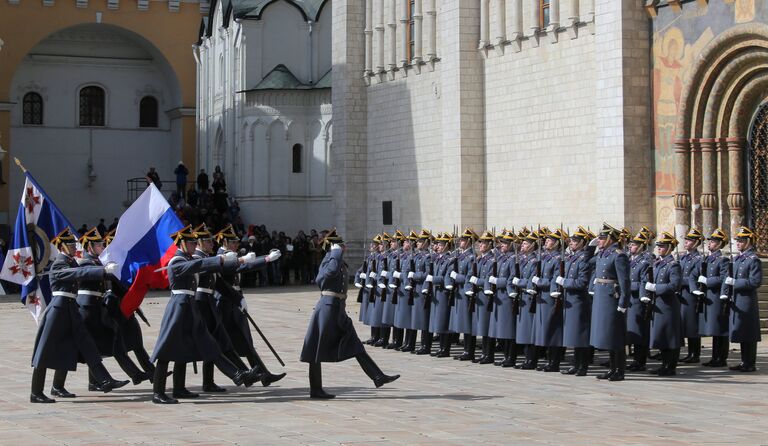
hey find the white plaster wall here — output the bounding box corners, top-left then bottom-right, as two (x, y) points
(260, 1), (309, 82)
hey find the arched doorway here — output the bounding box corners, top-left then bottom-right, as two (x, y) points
(748, 103), (768, 254)
(8, 23), (182, 225)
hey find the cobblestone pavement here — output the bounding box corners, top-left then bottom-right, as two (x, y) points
(0, 286), (766, 445)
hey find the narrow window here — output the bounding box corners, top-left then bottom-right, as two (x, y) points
(22, 92), (43, 125)
(540, 0), (551, 29)
(407, 0), (415, 62)
(79, 86), (105, 126)
(292, 144), (302, 173)
(382, 201), (393, 226)
(139, 96), (158, 128)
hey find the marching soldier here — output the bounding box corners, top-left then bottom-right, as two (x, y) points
(30, 228), (129, 403)
(449, 228), (479, 361)
(555, 226), (595, 376)
(214, 225), (286, 387)
(679, 228), (705, 363)
(410, 230), (435, 355)
(428, 233), (455, 357)
(590, 223), (631, 381)
(356, 235), (381, 344)
(76, 228), (149, 391)
(393, 231), (417, 352)
(642, 231), (683, 376)
(300, 229), (399, 399)
(722, 227), (762, 372)
(626, 230), (652, 371)
(150, 225), (263, 404)
(486, 230), (518, 367)
(696, 228), (730, 367)
(466, 230), (497, 364)
(514, 229), (540, 370)
(370, 233), (392, 347)
(533, 228), (567, 372)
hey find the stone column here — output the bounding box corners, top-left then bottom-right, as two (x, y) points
(493, 0), (506, 46)
(699, 138), (718, 236)
(413, 0), (423, 62)
(727, 137), (747, 235)
(399, 0), (408, 67)
(479, 0), (490, 49)
(510, 0), (523, 40)
(426, 0), (437, 60)
(529, 0), (540, 33)
(674, 138), (692, 230)
(549, 0), (560, 30)
(389, 0), (399, 71)
(365, 0), (373, 74)
(376, 0), (385, 73)
(569, 0), (579, 25)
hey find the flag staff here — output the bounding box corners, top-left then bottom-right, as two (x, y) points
(14, 157), (27, 173)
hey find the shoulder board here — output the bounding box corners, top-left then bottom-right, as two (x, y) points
(168, 256), (187, 265)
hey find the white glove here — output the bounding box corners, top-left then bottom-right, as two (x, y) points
(381, 270), (389, 278)
(640, 296), (651, 303)
(725, 277), (735, 285)
(405, 285), (413, 290)
(526, 289), (536, 295)
(589, 238), (599, 247)
(512, 277), (520, 286)
(392, 271), (401, 279)
(444, 285), (454, 290)
(354, 282), (363, 288)
(489, 276), (497, 285)
(369, 271), (377, 279)
(465, 289), (475, 296)
(330, 243), (342, 251)
(266, 249), (281, 262)
(484, 289), (494, 295)
(469, 276), (478, 285)
(366, 283), (374, 289)
(407, 271), (414, 279)
(645, 283), (656, 292)
(532, 276), (540, 285)
(240, 252), (257, 264)
(388, 283), (397, 289)
(550, 292), (561, 298)
(239, 297), (248, 312)
(593, 278), (597, 285)
(104, 262), (118, 275)
(378, 283), (386, 289)
(425, 274), (434, 282)
(360, 272), (367, 279)
(617, 306), (627, 314)
(588, 291), (594, 296)
(509, 292), (518, 298)
(692, 290), (704, 296)
(719, 294), (729, 301)
(223, 251), (238, 263)
(555, 276), (565, 286)
(450, 271), (458, 280)
(697, 275), (707, 284)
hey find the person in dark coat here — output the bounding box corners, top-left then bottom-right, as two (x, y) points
(30, 228), (129, 403)
(679, 228), (705, 363)
(197, 169), (209, 191)
(532, 228), (565, 372)
(466, 230), (497, 364)
(381, 230), (406, 349)
(626, 228), (654, 371)
(696, 228), (731, 367)
(174, 162), (189, 200)
(642, 231), (683, 376)
(150, 225), (262, 404)
(75, 228), (149, 391)
(590, 223), (631, 381)
(410, 230), (435, 355)
(392, 231), (417, 352)
(368, 233), (391, 346)
(427, 233), (455, 357)
(722, 226), (763, 372)
(486, 230), (518, 367)
(449, 228), (479, 361)
(354, 235), (380, 344)
(554, 226), (595, 376)
(515, 228), (541, 370)
(300, 229), (400, 399)
(214, 224), (286, 387)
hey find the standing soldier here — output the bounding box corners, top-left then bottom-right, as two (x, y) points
(393, 231), (417, 352)
(300, 230), (400, 398)
(532, 228), (565, 372)
(642, 231), (683, 376)
(30, 228), (129, 403)
(515, 229), (541, 370)
(449, 228), (479, 361)
(381, 230), (405, 349)
(626, 230), (652, 371)
(487, 230), (518, 367)
(696, 228), (730, 367)
(370, 233), (392, 347)
(356, 235), (381, 344)
(411, 230), (435, 355)
(555, 226), (595, 376)
(466, 230), (497, 364)
(722, 227), (762, 372)
(428, 233), (455, 357)
(590, 224), (631, 381)
(679, 229), (705, 363)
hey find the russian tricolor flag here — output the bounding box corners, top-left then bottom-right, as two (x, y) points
(100, 184), (183, 317)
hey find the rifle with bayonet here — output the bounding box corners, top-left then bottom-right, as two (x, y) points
(468, 258), (478, 314)
(422, 254), (434, 310)
(357, 248), (368, 303)
(555, 225), (566, 312)
(695, 240), (707, 314)
(368, 255), (377, 303)
(721, 237), (734, 317)
(488, 254), (497, 312)
(642, 259), (656, 322)
(530, 227), (541, 314)
(511, 241), (521, 317)
(407, 254), (417, 306)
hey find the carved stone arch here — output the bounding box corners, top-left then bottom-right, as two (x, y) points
(323, 118), (333, 141)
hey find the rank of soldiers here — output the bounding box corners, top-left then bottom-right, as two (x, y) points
(354, 224), (762, 381)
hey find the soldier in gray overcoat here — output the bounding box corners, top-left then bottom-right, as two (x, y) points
(466, 230), (497, 364)
(427, 233), (455, 357)
(515, 229), (542, 370)
(679, 228), (705, 363)
(532, 228), (565, 372)
(355, 235), (381, 344)
(393, 231), (417, 351)
(625, 229), (653, 371)
(449, 228), (479, 361)
(486, 230), (518, 367)
(410, 230), (435, 355)
(695, 228), (730, 367)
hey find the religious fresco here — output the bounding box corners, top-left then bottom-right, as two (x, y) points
(651, 0), (766, 229)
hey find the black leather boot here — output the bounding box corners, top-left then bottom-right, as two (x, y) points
(152, 360), (178, 404)
(681, 338), (701, 363)
(650, 350), (673, 376)
(478, 337), (495, 364)
(364, 327), (378, 345)
(114, 349), (150, 385)
(517, 345), (537, 369)
(356, 351), (400, 388)
(202, 361), (226, 393)
(741, 342), (757, 372)
(50, 369), (76, 398)
(501, 341), (518, 368)
(562, 348), (579, 375)
(455, 335), (476, 361)
(703, 337), (720, 366)
(543, 347), (561, 372)
(172, 363), (199, 399)
(473, 337), (488, 363)
(401, 329), (416, 352)
(89, 361), (130, 393)
(609, 348), (626, 381)
(627, 344), (647, 371)
(575, 348), (589, 376)
(434, 334), (451, 357)
(388, 328), (404, 350)
(415, 331), (433, 355)
(30, 368), (55, 403)
(213, 354), (262, 387)
(309, 362), (334, 399)
(133, 348), (157, 381)
(374, 327), (390, 347)
(247, 351), (286, 387)
(597, 351), (615, 379)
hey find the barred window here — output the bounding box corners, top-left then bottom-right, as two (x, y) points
(22, 92), (43, 125)
(79, 86), (105, 126)
(139, 96), (158, 128)
(540, 0), (550, 29)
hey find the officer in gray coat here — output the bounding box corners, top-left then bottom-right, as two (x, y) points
(355, 235), (381, 344)
(486, 230), (518, 367)
(696, 228), (730, 367)
(532, 228), (565, 372)
(626, 229), (653, 371)
(679, 228), (705, 363)
(379, 231), (405, 348)
(590, 223), (631, 381)
(392, 231), (417, 352)
(722, 226), (762, 372)
(514, 229), (541, 369)
(449, 228), (479, 361)
(369, 233), (391, 347)
(410, 230), (435, 355)
(466, 230), (497, 364)
(150, 225), (263, 404)
(642, 231), (683, 376)
(428, 233), (455, 357)
(30, 228), (129, 403)
(554, 226), (595, 376)
(300, 229), (400, 398)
